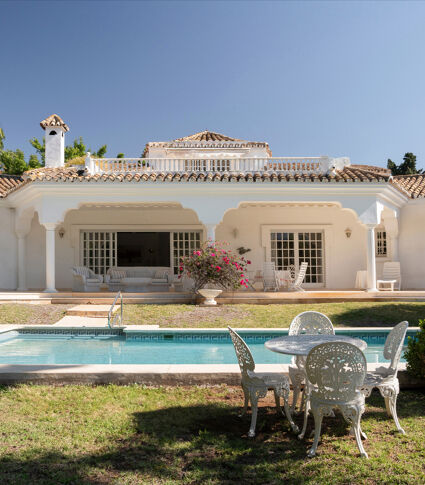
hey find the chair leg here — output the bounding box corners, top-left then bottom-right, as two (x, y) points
(248, 389), (262, 438)
(307, 406), (323, 458)
(273, 389), (283, 415)
(298, 392), (310, 440)
(240, 385), (249, 417)
(352, 408), (368, 458)
(380, 384), (405, 434)
(341, 404), (368, 458)
(281, 392), (299, 434)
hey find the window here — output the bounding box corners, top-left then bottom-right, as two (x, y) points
(172, 231), (201, 274)
(271, 231), (324, 285)
(376, 230), (387, 257)
(81, 231), (116, 275)
(49, 130), (57, 135)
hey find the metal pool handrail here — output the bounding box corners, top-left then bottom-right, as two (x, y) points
(108, 291), (123, 328)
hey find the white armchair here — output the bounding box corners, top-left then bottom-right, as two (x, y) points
(377, 262), (401, 291)
(72, 266), (103, 292)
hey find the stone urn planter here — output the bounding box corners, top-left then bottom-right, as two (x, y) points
(198, 288), (222, 306)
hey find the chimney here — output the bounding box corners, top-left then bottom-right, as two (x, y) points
(40, 114), (69, 168)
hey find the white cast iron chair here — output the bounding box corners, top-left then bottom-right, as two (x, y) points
(263, 262), (280, 292)
(289, 262), (308, 292)
(71, 266), (103, 292)
(228, 327), (299, 437)
(288, 312), (335, 415)
(359, 321), (408, 434)
(305, 342), (368, 459)
(377, 262), (401, 291)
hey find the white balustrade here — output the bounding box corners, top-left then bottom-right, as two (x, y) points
(87, 156), (343, 176)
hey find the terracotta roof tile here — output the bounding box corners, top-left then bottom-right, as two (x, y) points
(173, 130), (242, 142)
(40, 114), (69, 132)
(391, 174), (425, 198)
(350, 164), (392, 176)
(0, 174), (26, 198)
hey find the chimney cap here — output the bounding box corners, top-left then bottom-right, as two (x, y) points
(40, 114), (69, 132)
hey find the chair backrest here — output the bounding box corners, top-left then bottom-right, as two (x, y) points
(228, 327), (255, 376)
(72, 266), (92, 278)
(384, 321), (409, 374)
(293, 262), (308, 287)
(382, 262), (401, 280)
(263, 262), (278, 287)
(306, 342), (366, 403)
(289, 311), (335, 336)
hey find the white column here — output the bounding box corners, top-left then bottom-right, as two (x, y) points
(17, 236), (27, 291)
(366, 224), (377, 292)
(43, 223), (58, 293)
(205, 224), (217, 242)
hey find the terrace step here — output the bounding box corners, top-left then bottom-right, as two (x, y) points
(66, 305), (119, 318)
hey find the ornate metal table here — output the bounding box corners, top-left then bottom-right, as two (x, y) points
(265, 334), (367, 356)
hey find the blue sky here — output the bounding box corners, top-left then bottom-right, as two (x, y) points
(1, 1), (425, 169)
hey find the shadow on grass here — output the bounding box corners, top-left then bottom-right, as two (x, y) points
(332, 303), (425, 327)
(0, 393), (423, 484)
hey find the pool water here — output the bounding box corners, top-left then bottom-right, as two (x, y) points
(0, 333), (407, 365)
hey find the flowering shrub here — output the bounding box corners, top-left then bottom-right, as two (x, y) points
(179, 241), (251, 292)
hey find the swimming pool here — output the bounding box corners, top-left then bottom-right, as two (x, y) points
(0, 328), (415, 366)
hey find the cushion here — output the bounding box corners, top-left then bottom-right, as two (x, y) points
(154, 269), (168, 279)
(110, 269), (126, 280)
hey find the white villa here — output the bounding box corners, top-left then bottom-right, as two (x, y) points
(1, 114), (425, 293)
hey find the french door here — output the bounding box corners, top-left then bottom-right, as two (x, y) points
(270, 231), (325, 287)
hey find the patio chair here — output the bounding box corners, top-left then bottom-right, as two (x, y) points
(263, 262), (280, 292)
(71, 266), (103, 292)
(289, 262), (308, 292)
(359, 321), (408, 434)
(377, 262), (401, 291)
(288, 312), (335, 415)
(305, 342), (368, 458)
(228, 326), (299, 437)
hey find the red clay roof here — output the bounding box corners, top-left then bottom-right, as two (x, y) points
(0, 174), (26, 198)
(391, 174), (425, 199)
(40, 114), (69, 132)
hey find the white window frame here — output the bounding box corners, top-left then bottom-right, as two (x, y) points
(375, 228), (388, 258)
(80, 231), (117, 276)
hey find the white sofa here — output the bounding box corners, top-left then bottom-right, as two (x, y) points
(105, 267), (172, 291)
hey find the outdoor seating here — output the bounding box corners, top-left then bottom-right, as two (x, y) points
(288, 312), (335, 414)
(105, 267), (172, 291)
(359, 321), (409, 433)
(71, 266), (103, 292)
(262, 262), (280, 291)
(228, 326), (299, 437)
(289, 262), (308, 292)
(305, 342), (368, 458)
(377, 262), (401, 291)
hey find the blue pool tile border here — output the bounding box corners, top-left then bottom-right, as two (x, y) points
(17, 328), (124, 337)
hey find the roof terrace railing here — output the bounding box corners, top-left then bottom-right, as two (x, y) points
(85, 154), (350, 176)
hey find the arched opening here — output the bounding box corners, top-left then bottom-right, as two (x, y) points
(49, 130), (57, 135)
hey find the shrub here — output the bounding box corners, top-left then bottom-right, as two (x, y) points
(179, 241), (251, 292)
(405, 319), (425, 379)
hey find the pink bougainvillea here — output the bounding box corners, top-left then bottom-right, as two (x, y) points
(179, 241), (251, 292)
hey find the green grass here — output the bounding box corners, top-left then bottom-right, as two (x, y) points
(0, 384), (423, 484)
(0, 304), (71, 325)
(123, 302), (425, 328)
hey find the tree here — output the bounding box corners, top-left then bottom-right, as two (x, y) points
(0, 128), (5, 151)
(0, 149), (28, 175)
(116, 153), (125, 158)
(28, 154), (41, 169)
(387, 152), (423, 175)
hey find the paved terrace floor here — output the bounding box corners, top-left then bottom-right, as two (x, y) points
(1, 290), (425, 304)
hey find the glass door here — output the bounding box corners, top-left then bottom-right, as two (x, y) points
(270, 231), (324, 287)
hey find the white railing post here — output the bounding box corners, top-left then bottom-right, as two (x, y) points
(85, 152), (93, 174)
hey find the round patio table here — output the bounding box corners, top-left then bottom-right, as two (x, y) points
(265, 334), (367, 356)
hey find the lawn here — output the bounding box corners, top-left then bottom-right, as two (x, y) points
(122, 302), (425, 328)
(0, 303), (71, 325)
(0, 302), (424, 328)
(0, 384), (423, 484)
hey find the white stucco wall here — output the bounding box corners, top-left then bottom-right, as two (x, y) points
(217, 204), (367, 289)
(0, 207), (17, 289)
(399, 199), (425, 289)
